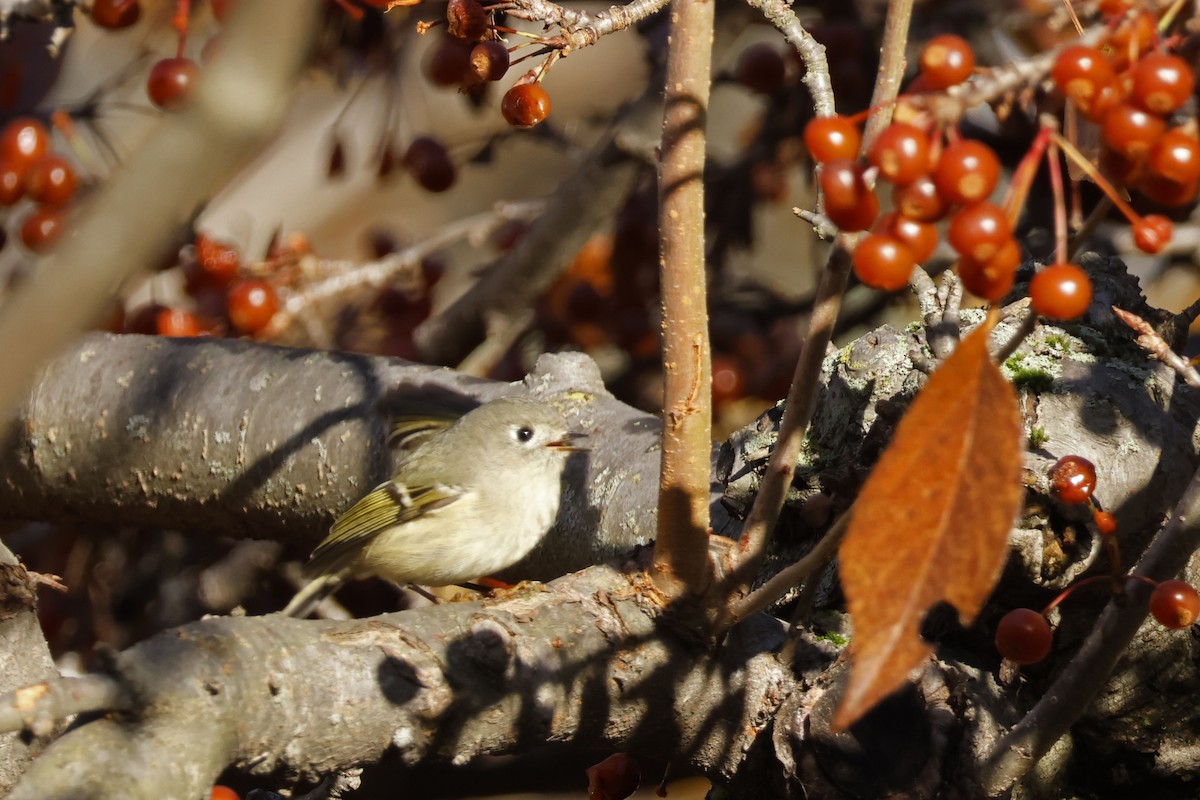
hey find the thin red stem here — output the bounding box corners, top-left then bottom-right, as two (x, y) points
(1040, 574), (1114, 617)
(1051, 131), (1147, 227)
(1003, 125), (1052, 228)
(1047, 137), (1068, 265)
(173, 0), (191, 57)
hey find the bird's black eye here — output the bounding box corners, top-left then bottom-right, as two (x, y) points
(515, 425), (534, 443)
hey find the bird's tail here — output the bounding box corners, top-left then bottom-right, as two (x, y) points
(282, 572), (345, 618)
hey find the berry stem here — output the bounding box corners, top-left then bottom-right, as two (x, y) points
(1039, 574), (1114, 617)
(172, 0), (191, 57)
(1047, 135), (1069, 266)
(1128, 573), (1160, 589)
(1051, 130), (1148, 228)
(1158, 0), (1186, 33)
(1003, 124), (1052, 228)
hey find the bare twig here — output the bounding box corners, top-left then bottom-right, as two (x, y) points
(504, 0), (669, 49)
(0, 676), (130, 737)
(911, 269), (963, 360)
(725, 511), (849, 625)
(262, 201), (544, 340)
(1113, 306), (1200, 388)
(993, 308), (1038, 363)
(652, 0), (715, 596)
(742, 0), (834, 117)
(717, 0), (915, 616)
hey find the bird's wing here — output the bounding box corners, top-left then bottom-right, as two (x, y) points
(388, 414), (460, 452)
(303, 481), (463, 578)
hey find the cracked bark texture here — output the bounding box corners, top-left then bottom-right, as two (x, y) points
(2, 259), (1200, 797)
(0, 544), (56, 793)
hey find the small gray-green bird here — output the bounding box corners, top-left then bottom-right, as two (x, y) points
(283, 397), (586, 617)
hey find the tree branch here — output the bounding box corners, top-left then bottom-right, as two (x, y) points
(7, 561), (796, 800)
(0, 335), (661, 582)
(652, 0), (716, 596)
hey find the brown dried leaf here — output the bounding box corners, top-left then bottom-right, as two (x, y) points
(834, 322), (1023, 731)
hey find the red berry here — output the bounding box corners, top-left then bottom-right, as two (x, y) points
(211, 786), (240, 800)
(0, 117), (50, 170)
(868, 122), (932, 185)
(191, 233), (242, 288)
(1093, 509), (1118, 535)
(1147, 128), (1200, 186)
(803, 115), (860, 164)
(469, 40), (510, 82)
(1130, 53), (1194, 115)
(1102, 102), (1166, 160)
(155, 307), (205, 337)
(147, 57), (199, 111)
(1049, 454), (1097, 504)
(819, 159), (878, 232)
(1052, 46), (1118, 116)
(226, 278), (279, 334)
(501, 81), (551, 129)
(1132, 214), (1173, 254)
(958, 238), (1020, 302)
(1137, 175), (1198, 207)
(933, 139), (1000, 205)
(1030, 262), (1092, 320)
(24, 155), (78, 207)
(0, 160), (24, 206)
(875, 211), (937, 263)
(995, 608), (1053, 665)
(403, 136), (456, 193)
(19, 207), (65, 253)
(1108, 12), (1157, 67)
(90, 0), (141, 29)
(947, 202), (1012, 262)
(734, 43), (787, 95)
(852, 233), (915, 291)
(892, 174), (948, 222)
(918, 34), (975, 90)
(1149, 580), (1200, 629)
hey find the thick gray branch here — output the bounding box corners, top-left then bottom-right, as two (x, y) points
(0, 334), (660, 582)
(7, 562), (795, 800)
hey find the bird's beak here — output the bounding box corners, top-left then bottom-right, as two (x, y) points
(547, 432), (589, 451)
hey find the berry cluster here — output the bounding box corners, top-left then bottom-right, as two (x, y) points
(802, 35), (1031, 300)
(1051, 29), (1198, 215)
(118, 233), (282, 339)
(802, 13), (1200, 322)
(995, 454), (1200, 666)
(0, 117), (80, 254)
(112, 227), (451, 360)
(423, 0), (553, 129)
